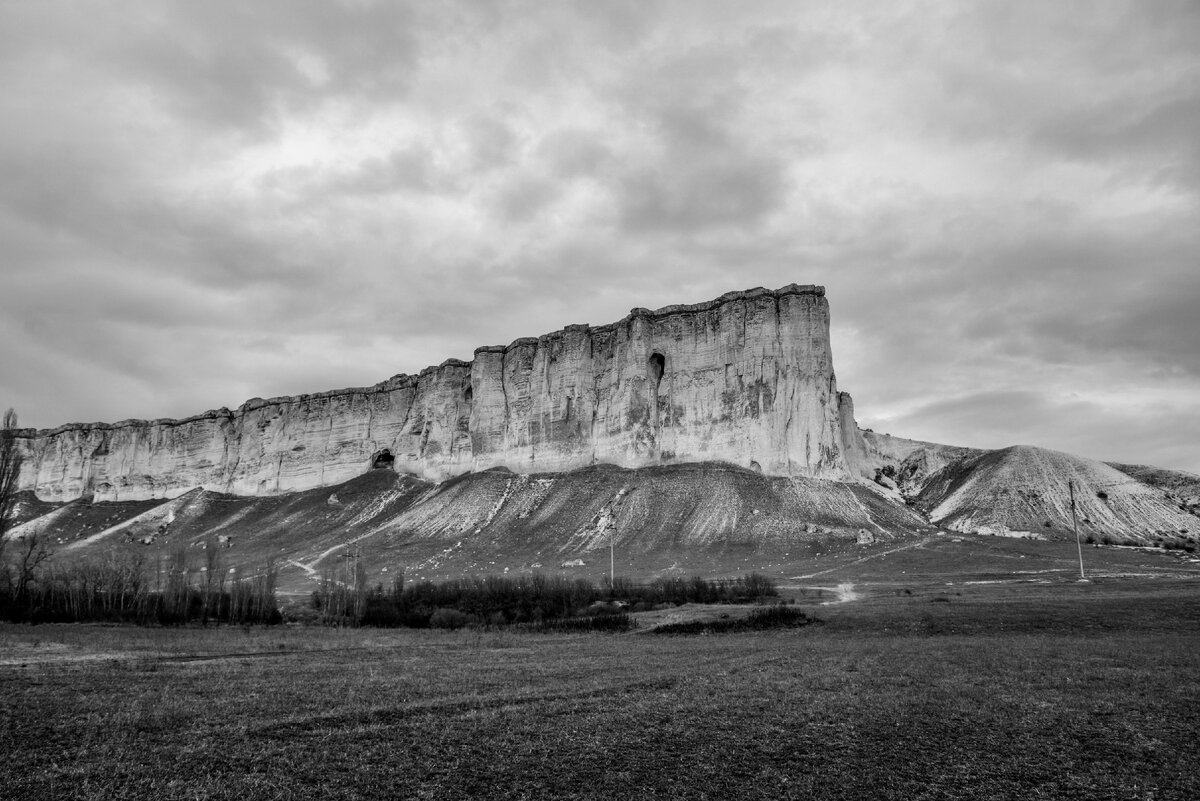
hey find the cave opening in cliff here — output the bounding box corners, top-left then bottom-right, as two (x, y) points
(463, 385), (473, 403)
(371, 449), (395, 470)
(649, 352), (665, 389)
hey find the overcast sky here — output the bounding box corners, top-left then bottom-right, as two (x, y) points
(2, 1), (1198, 473)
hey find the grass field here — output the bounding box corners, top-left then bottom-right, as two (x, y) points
(3, 562), (1200, 800)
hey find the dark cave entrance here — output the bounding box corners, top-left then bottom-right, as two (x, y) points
(648, 352), (665, 389)
(371, 449), (396, 470)
(648, 352), (666, 431)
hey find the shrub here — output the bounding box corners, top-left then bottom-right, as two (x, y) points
(521, 613), (634, 633)
(429, 608), (471, 629)
(744, 605), (810, 628)
(653, 605), (813, 635)
(283, 604), (322, 625)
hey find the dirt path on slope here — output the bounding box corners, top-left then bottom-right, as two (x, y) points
(788, 536), (938, 581)
(782, 582), (860, 605)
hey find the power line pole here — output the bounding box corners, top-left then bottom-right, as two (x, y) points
(1070, 479), (1086, 580)
(609, 520), (615, 591)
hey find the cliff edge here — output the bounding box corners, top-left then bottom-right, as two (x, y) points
(16, 284), (866, 501)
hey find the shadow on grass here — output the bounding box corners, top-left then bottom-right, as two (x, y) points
(652, 605), (817, 635)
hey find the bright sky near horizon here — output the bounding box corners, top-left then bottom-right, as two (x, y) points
(1, 1), (1197, 472)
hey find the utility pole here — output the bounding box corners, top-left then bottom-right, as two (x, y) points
(1070, 479), (1086, 580)
(606, 487), (632, 593)
(609, 520), (615, 591)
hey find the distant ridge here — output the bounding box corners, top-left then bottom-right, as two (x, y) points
(916, 445), (1197, 540)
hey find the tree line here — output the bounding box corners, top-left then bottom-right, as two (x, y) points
(311, 569), (778, 628)
(0, 409), (280, 624)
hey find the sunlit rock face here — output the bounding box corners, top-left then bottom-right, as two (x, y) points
(15, 284), (860, 501)
(836, 391), (870, 479)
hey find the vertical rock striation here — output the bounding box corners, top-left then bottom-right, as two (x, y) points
(15, 284), (862, 501)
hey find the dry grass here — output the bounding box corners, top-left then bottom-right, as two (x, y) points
(2, 579), (1199, 799)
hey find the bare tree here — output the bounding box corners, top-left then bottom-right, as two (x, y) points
(1, 408), (23, 595)
(0, 410), (25, 604)
(1, 410), (53, 613)
(0, 408), (19, 534)
(11, 532), (51, 605)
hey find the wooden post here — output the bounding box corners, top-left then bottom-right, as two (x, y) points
(1070, 479), (1085, 580)
(610, 524), (615, 590)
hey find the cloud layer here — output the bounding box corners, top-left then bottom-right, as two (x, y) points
(2, 0), (1198, 472)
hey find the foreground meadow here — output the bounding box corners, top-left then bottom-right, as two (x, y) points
(2, 578), (1199, 800)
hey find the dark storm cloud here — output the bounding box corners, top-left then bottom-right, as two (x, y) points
(899, 221), (1200, 377)
(0, 1), (1197, 473)
(110, 2), (423, 133)
(927, 1), (1200, 193)
(1034, 89), (1200, 168)
(604, 38), (797, 234)
(0, 2), (424, 141)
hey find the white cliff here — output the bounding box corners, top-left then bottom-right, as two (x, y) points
(15, 284), (862, 501)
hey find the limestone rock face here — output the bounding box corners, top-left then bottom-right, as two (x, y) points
(861, 430), (986, 496)
(836, 392), (870, 479)
(15, 284), (858, 501)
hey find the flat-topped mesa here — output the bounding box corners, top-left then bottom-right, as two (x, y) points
(15, 284), (866, 502)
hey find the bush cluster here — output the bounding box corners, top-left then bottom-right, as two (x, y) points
(1161, 539), (1197, 553)
(652, 604), (812, 635)
(310, 572), (778, 629)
